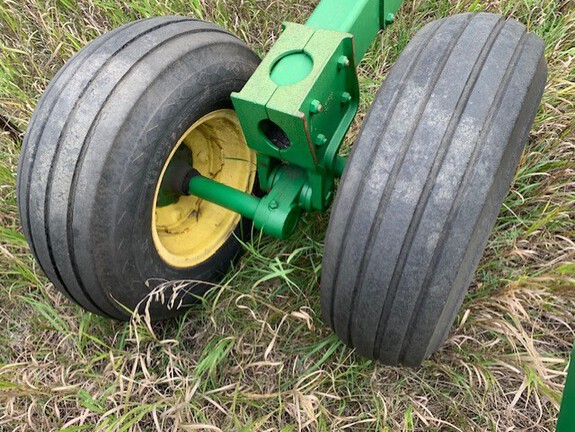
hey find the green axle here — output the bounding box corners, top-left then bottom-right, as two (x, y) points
(185, 155), (347, 239)
(163, 0), (404, 239)
(188, 166), (307, 239)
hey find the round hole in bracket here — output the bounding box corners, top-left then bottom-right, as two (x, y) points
(260, 119), (291, 150)
(270, 51), (313, 86)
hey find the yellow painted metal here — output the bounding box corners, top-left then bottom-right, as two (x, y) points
(152, 110), (256, 268)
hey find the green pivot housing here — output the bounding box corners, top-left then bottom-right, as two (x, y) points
(188, 0), (404, 239)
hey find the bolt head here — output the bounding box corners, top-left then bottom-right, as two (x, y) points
(315, 134), (328, 146)
(341, 92), (352, 104)
(385, 13), (395, 25)
(309, 99), (323, 114)
(269, 200), (279, 210)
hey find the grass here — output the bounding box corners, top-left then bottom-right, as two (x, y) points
(0, 0), (574, 430)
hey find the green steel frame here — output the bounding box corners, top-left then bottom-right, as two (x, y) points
(166, 0), (404, 239)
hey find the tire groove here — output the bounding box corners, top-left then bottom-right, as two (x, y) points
(66, 29), (242, 315)
(365, 14), (475, 359)
(40, 18), (198, 314)
(398, 28), (529, 363)
(371, 16), (506, 361)
(19, 20), (142, 276)
(328, 19), (445, 332)
(22, 17), (175, 244)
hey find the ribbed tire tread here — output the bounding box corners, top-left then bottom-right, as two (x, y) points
(321, 13), (547, 366)
(17, 18), (260, 319)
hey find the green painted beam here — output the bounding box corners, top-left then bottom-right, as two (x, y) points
(334, 155), (347, 178)
(306, 0), (404, 63)
(305, 0), (380, 63)
(557, 343), (575, 431)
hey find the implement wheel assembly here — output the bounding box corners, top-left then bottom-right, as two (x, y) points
(17, 2), (547, 367)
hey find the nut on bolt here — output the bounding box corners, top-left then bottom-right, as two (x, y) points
(309, 99), (323, 114)
(315, 134), (328, 146)
(268, 200), (279, 210)
(341, 92), (352, 104)
(337, 55), (350, 69)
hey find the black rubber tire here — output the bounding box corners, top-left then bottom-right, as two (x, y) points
(321, 13), (547, 366)
(17, 17), (260, 320)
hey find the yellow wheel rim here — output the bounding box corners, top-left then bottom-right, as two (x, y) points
(152, 109), (256, 268)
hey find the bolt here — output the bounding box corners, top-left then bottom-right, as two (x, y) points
(309, 99), (323, 114)
(315, 134), (328, 146)
(385, 13), (395, 25)
(337, 55), (350, 70)
(341, 92), (352, 104)
(268, 200), (279, 210)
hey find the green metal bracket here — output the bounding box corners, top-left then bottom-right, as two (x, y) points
(232, 23), (356, 170)
(231, 0), (404, 219)
(254, 165), (309, 238)
(162, 0), (405, 240)
(381, 0), (405, 29)
(231, 23), (359, 213)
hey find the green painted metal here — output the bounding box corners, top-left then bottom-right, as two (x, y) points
(175, 0), (405, 239)
(188, 166), (309, 240)
(270, 52), (314, 86)
(306, 0), (405, 62)
(188, 175), (261, 220)
(254, 165), (309, 239)
(232, 23), (358, 171)
(381, 0), (406, 28)
(232, 21), (359, 213)
(557, 343), (575, 431)
(333, 155), (347, 178)
(306, 0), (380, 64)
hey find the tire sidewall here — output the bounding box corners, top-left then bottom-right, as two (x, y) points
(93, 46), (259, 316)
